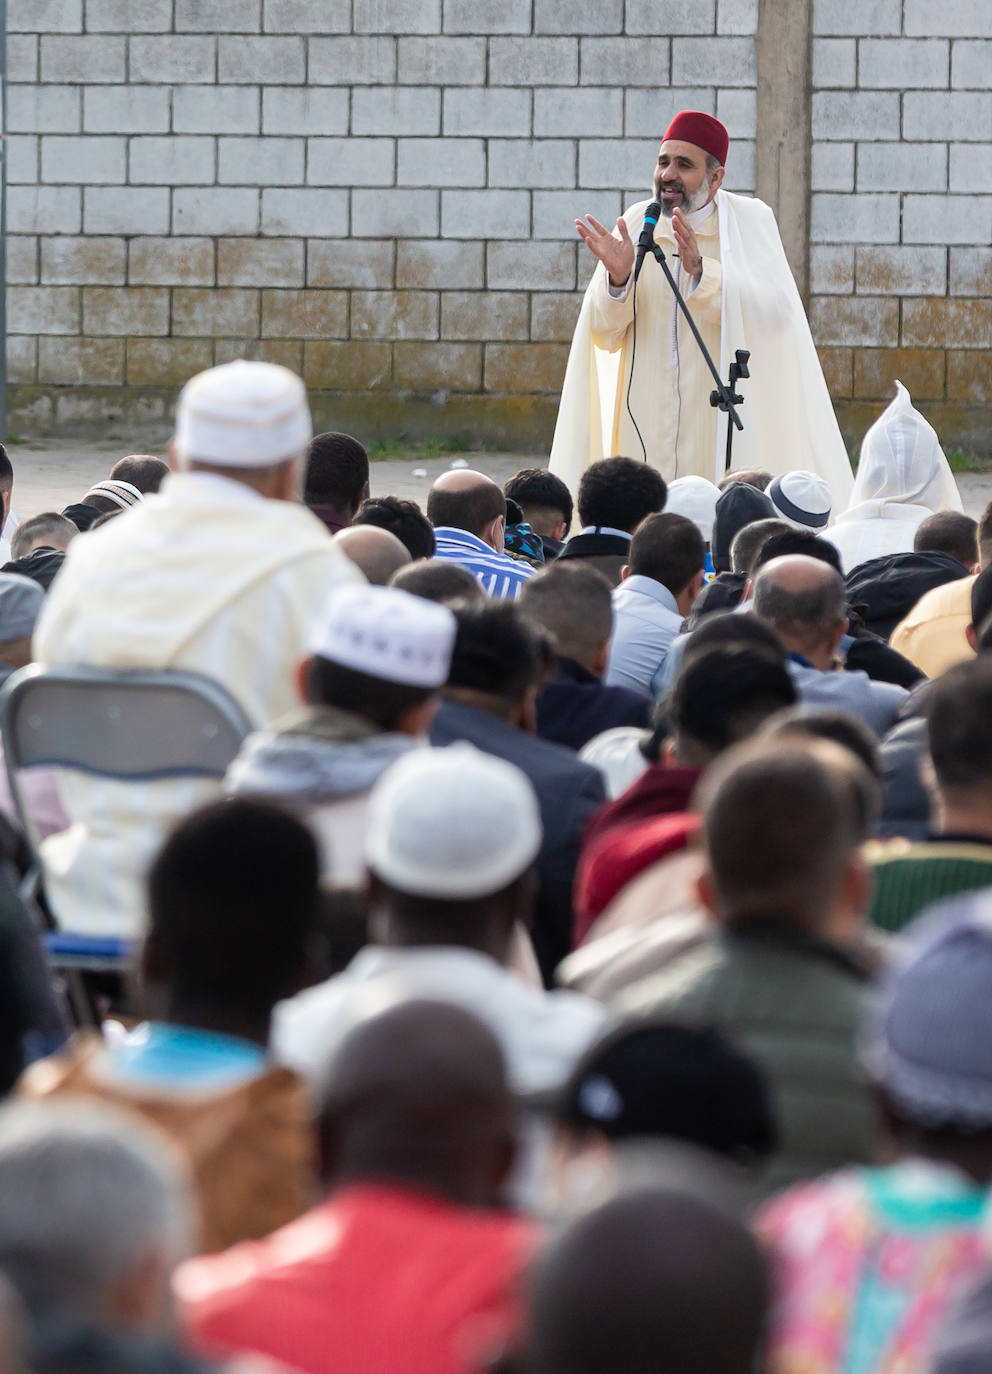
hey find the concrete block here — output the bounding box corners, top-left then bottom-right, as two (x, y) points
(718, 143), (754, 192)
(310, 138), (396, 187)
(822, 344), (857, 401)
(218, 238), (304, 286)
(858, 142), (946, 192)
(809, 245), (855, 294)
(351, 290), (439, 340)
(811, 193), (900, 243)
(950, 247), (992, 296)
(214, 341), (304, 373)
(352, 88), (441, 136)
(905, 0), (992, 36)
(718, 0), (758, 35)
(6, 238), (38, 286)
(7, 187), (82, 235)
(9, 286), (80, 335)
(948, 352), (992, 404)
(441, 189), (530, 239)
(672, 37), (755, 85)
(902, 298), (992, 349)
(490, 38), (579, 85)
(129, 237), (215, 286)
(580, 38), (671, 86)
(174, 188), (261, 235)
(131, 136), (216, 186)
(173, 288), (261, 337)
(855, 246), (947, 295)
(7, 136), (38, 185)
(904, 92), (992, 142)
(352, 188), (439, 238)
(308, 37), (396, 84)
(859, 39), (950, 88)
(88, 0), (172, 29)
(8, 85), (81, 134)
(353, 0), (441, 32)
(809, 296), (899, 347)
(84, 187), (170, 235)
(626, 0), (715, 33)
(264, 0), (351, 32)
(812, 0), (901, 35)
(397, 138), (484, 188)
(82, 287), (169, 336)
(902, 195), (992, 245)
(397, 240), (484, 288)
(443, 0), (531, 33)
(38, 336), (124, 386)
(394, 341), (482, 392)
(308, 241), (395, 288)
(530, 291), (583, 340)
(950, 143), (992, 193)
(175, 86), (260, 134)
(811, 91), (900, 140)
(8, 38), (38, 81)
(534, 189), (621, 239)
(952, 41), (992, 88)
(854, 348), (946, 401)
(7, 339), (38, 385)
(624, 87), (716, 136)
(40, 36), (124, 83)
(219, 36), (304, 83)
(812, 38), (856, 86)
(443, 89), (532, 137)
(441, 291), (529, 340)
(398, 36), (486, 84)
(811, 142), (854, 191)
(41, 236), (126, 286)
(303, 340), (392, 390)
(488, 140), (575, 190)
(488, 240), (577, 290)
(536, 0), (623, 34)
(129, 37), (216, 83)
(260, 188), (348, 237)
(263, 88), (348, 135)
(580, 139), (659, 189)
(175, 0), (262, 30)
(484, 342), (568, 393)
(126, 338), (214, 387)
(219, 136), (304, 185)
(717, 88), (757, 137)
(84, 86), (171, 133)
(261, 289), (348, 338)
(9, 0), (81, 31)
(534, 88), (622, 137)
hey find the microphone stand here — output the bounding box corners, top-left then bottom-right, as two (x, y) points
(644, 240), (747, 473)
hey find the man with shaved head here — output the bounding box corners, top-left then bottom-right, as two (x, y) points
(427, 468), (535, 599)
(177, 1000), (535, 1374)
(753, 553), (906, 735)
(333, 523), (411, 585)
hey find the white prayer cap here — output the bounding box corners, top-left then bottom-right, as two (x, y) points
(768, 470), (833, 531)
(365, 744), (543, 899)
(174, 360), (312, 468)
(579, 726), (650, 799)
(307, 584), (456, 689)
(665, 476), (721, 544)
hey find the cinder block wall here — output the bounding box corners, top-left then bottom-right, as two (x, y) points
(5, 0), (990, 454)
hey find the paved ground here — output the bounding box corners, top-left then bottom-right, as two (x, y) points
(6, 438), (991, 521)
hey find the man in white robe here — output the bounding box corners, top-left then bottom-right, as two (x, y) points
(550, 110), (853, 507)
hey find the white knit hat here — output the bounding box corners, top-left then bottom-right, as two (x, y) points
(365, 745), (543, 899)
(308, 584), (456, 689)
(665, 476), (721, 544)
(174, 360), (312, 468)
(768, 470), (833, 531)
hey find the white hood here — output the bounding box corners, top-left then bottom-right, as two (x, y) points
(842, 380), (962, 517)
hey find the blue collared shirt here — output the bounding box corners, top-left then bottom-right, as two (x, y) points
(606, 575), (684, 694)
(433, 526), (535, 600)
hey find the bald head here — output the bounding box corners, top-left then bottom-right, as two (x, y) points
(528, 1188), (767, 1374)
(334, 524), (411, 585)
(318, 999), (515, 1207)
(427, 469), (507, 549)
(753, 554), (846, 665)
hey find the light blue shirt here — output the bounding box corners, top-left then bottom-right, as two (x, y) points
(433, 526), (535, 600)
(605, 575), (684, 694)
(106, 1022), (267, 1090)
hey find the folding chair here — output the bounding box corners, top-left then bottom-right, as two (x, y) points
(0, 664), (252, 1024)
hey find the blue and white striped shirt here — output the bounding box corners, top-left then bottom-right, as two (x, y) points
(433, 526), (535, 600)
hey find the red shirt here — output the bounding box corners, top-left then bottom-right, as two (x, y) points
(176, 1183), (536, 1374)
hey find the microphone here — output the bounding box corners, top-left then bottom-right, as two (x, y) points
(633, 200), (661, 283)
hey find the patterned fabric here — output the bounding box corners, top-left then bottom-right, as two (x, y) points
(432, 526), (535, 599)
(866, 840), (992, 934)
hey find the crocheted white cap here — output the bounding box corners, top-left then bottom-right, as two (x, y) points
(175, 360), (312, 467)
(308, 584), (456, 689)
(768, 470), (833, 530)
(365, 744), (543, 899)
(665, 476), (721, 544)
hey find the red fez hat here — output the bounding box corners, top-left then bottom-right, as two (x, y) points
(662, 110), (729, 166)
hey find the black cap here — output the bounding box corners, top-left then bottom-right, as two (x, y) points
(711, 483), (775, 573)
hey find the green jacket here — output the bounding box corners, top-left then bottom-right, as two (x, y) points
(618, 924), (875, 1197)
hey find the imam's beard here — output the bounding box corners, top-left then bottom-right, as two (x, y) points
(657, 176), (713, 219)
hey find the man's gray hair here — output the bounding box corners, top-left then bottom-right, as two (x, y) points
(753, 565), (846, 643)
(0, 1098), (193, 1314)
